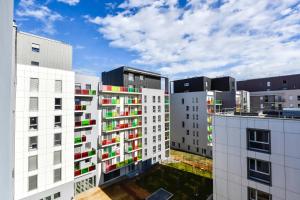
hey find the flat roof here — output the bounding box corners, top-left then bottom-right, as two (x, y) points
(18, 31), (71, 46)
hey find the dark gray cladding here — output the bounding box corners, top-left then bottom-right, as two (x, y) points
(237, 74), (300, 92)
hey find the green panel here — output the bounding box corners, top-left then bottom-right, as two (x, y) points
(74, 137), (82, 144)
(81, 168), (88, 174)
(81, 120), (90, 126)
(208, 134), (213, 142)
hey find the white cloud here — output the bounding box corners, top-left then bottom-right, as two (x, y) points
(85, 0), (300, 80)
(57, 0), (80, 6)
(16, 0), (62, 34)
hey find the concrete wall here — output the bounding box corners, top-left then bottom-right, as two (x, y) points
(15, 64), (74, 200)
(17, 32), (72, 71)
(0, 0), (14, 198)
(213, 115), (300, 200)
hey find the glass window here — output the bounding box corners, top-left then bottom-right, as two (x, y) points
(29, 117), (38, 131)
(31, 43), (40, 52)
(153, 96), (155, 103)
(28, 175), (38, 191)
(29, 97), (38, 111)
(55, 98), (62, 110)
(140, 75), (144, 80)
(86, 84), (91, 90)
(247, 129), (271, 153)
(144, 95), (147, 103)
(31, 61), (39, 66)
(54, 168), (62, 183)
(181, 98), (184, 104)
(54, 192), (61, 199)
(28, 155), (38, 171)
(158, 96), (161, 103)
(54, 116), (62, 128)
(54, 133), (61, 146)
(54, 150), (61, 165)
(30, 78), (39, 92)
(29, 136), (38, 151)
(55, 80), (62, 93)
(128, 73), (134, 81)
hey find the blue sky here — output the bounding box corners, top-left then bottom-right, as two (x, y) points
(14, 0), (300, 80)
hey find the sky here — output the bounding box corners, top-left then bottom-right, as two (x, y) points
(14, 0), (300, 80)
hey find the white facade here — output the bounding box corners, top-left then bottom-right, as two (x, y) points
(213, 114), (300, 200)
(142, 88), (168, 164)
(0, 0), (15, 198)
(170, 91), (218, 157)
(15, 64), (74, 200)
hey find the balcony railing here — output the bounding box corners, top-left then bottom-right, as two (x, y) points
(101, 150), (120, 160)
(207, 134), (213, 143)
(74, 135), (86, 144)
(75, 105), (87, 111)
(75, 119), (96, 127)
(125, 144), (142, 153)
(102, 121), (142, 132)
(75, 89), (96, 96)
(207, 126), (213, 132)
(101, 85), (142, 93)
(74, 148), (96, 160)
(125, 133), (142, 141)
(103, 110), (142, 119)
(74, 163), (96, 177)
(248, 170), (271, 185)
(101, 137), (120, 146)
(207, 116), (212, 123)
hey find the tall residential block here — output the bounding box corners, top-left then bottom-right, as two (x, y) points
(213, 113), (300, 200)
(14, 32), (74, 200)
(170, 76), (236, 157)
(99, 66), (170, 184)
(237, 74), (300, 111)
(0, 0), (15, 198)
(74, 74), (98, 194)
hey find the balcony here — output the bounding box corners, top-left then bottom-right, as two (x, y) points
(126, 99), (142, 105)
(101, 85), (142, 94)
(75, 119), (96, 128)
(101, 150), (120, 161)
(101, 98), (120, 106)
(125, 133), (142, 141)
(74, 135), (86, 144)
(207, 125), (213, 132)
(102, 121), (142, 133)
(74, 148), (96, 161)
(207, 116), (212, 123)
(207, 108), (214, 114)
(103, 110), (142, 119)
(125, 144), (142, 153)
(74, 163), (96, 177)
(207, 134), (213, 143)
(101, 137), (120, 147)
(75, 89), (96, 96)
(75, 105), (87, 112)
(103, 157), (137, 173)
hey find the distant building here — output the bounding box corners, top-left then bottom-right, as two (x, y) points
(170, 76), (236, 157)
(237, 74), (300, 111)
(213, 112), (300, 200)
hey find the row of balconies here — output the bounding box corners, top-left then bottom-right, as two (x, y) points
(101, 98), (142, 105)
(103, 155), (142, 173)
(103, 121), (142, 132)
(103, 110), (142, 119)
(75, 105), (87, 111)
(75, 89), (97, 96)
(101, 137), (120, 146)
(74, 148), (96, 160)
(74, 163), (96, 177)
(102, 85), (142, 93)
(75, 119), (96, 127)
(126, 144), (142, 153)
(125, 132), (142, 140)
(101, 150), (120, 160)
(207, 99), (222, 105)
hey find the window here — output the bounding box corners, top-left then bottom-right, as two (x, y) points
(152, 96), (156, 103)
(247, 129), (271, 153)
(186, 130), (189, 135)
(54, 116), (62, 128)
(186, 114), (189, 119)
(29, 97), (38, 111)
(158, 115), (161, 122)
(182, 121), (185, 128)
(144, 106), (147, 113)
(158, 125), (161, 132)
(158, 105), (161, 112)
(158, 96), (161, 103)
(248, 158), (271, 185)
(298, 96), (300, 101)
(158, 134), (161, 142)
(86, 84), (91, 90)
(153, 116), (156, 123)
(158, 144), (161, 151)
(55, 80), (62, 93)
(85, 113), (91, 119)
(140, 75), (144, 80)
(85, 142), (91, 149)
(45, 196), (51, 200)
(144, 127), (147, 135)
(128, 73), (134, 81)
(182, 137), (185, 143)
(283, 80), (287, 84)
(188, 145), (190, 150)
(75, 83), (81, 90)
(54, 150), (61, 165)
(28, 155), (38, 171)
(54, 168), (62, 183)
(144, 149), (147, 156)
(29, 117), (38, 130)
(153, 156), (156, 163)
(144, 117), (147, 124)
(30, 78), (39, 92)
(186, 106), (189, 111)
(54, 133), (61, 146)
(153, 136), (156, 143)
(54, 192), (61, 199)
(153, 126), (156, 133)
(184, 83), (189, 87)
(172, 142), (175, 146)
(32, 43), (40, 52)
(153, 146), (156, 154)
(144, 95), (147, 103)
(248, 187), (272, 200)
(29, 136), (38, 151)
(144, 138), (147, 145)
(267, 81), (271, 87)
(181, 98), (184, 104)
(31, 61), (39, 66)
(55, 98), (62, 110)
(28, 175), (37, 191)
(153, 106), (156, 113)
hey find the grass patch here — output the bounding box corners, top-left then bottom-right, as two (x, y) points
(166, 162), (212, 179)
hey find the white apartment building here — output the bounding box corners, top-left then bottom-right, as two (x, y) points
(0, 0), (15, 198)
(14, 32), (74, 200)
(213, 114), (300, 200)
